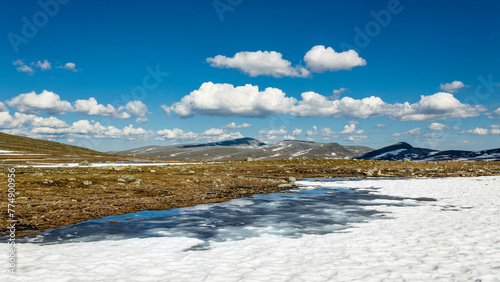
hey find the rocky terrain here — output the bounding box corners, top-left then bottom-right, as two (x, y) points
(111, 137), (374, 161)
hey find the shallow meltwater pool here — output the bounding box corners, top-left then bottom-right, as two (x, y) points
(21, 177), (433, 247)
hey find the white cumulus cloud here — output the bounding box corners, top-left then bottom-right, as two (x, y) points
(461, 127), (489, 135)
(340, 124), (356, 134)
(0, 102), (7, 112)
(333, 88), (349, 95)
(304, 45), (366, 73)
(440, 80), (467, 93)
(291, 92), (388, 118)
(493, 107), (500, 116)
(223, 122), (252, 129)
(292, 128), (303, 136)
(35, 60), (51, 71)
(125, 101), (149, 123)
(202, 128), (226, 136)
(157, 128), (197, 140)
(13, 59), (34, 75)
(389, 92), (484, 121)
(427, 122), (449, 131)
(346, 135), (367, 142)
(6, 90), (74, 115)
(74, 97), (130, 119)
(164, 86), (484, 122)
(207, 51), (309, 78)
(59, 62), (78, 72)
(162, 82), (296, 118)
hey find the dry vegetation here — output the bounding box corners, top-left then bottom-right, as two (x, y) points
(1, 158), (500, 238)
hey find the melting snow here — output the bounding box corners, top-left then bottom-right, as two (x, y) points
(3, 176), (500, 281)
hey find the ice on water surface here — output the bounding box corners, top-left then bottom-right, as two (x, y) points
(21, 178), (428, 246)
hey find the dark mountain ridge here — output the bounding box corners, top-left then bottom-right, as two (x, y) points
(354, 142), (500, 161)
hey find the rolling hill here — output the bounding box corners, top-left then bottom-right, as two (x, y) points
(111, 138), (374, 161)
(0, 132), (145, 165)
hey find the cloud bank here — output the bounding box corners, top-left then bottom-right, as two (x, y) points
(163, 83), (484, 121)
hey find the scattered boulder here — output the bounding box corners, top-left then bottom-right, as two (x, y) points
(82, 180), (92, 186)
(42, 179), (53, 185)
(122, 174), (135, 181)
(287, 177), (296, 183)
(244, 157), (254, 162)
(79, 160), (91, 166)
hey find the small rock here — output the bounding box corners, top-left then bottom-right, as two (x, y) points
(42, 179), (53, 185)
(288, 177), (296, 183)
(278, 184), (293, 188)
(150, 169), (156, 173)
(79, 160), (91, 166)
(244, 157), (254, 162)
(133, 179), (142, 185)
(82, 180), (92, 186)
(32, 172), (44, 177)
(117, 178), (126, 182)
(122, 174), (135, 181)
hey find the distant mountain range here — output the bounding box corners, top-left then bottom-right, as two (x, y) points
(2, 131), (497, 163)
(111, 137), (373, 161)
(353, 142), (500, 161)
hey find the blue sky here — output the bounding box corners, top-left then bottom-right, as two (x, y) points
(1, 0), (500, 152)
